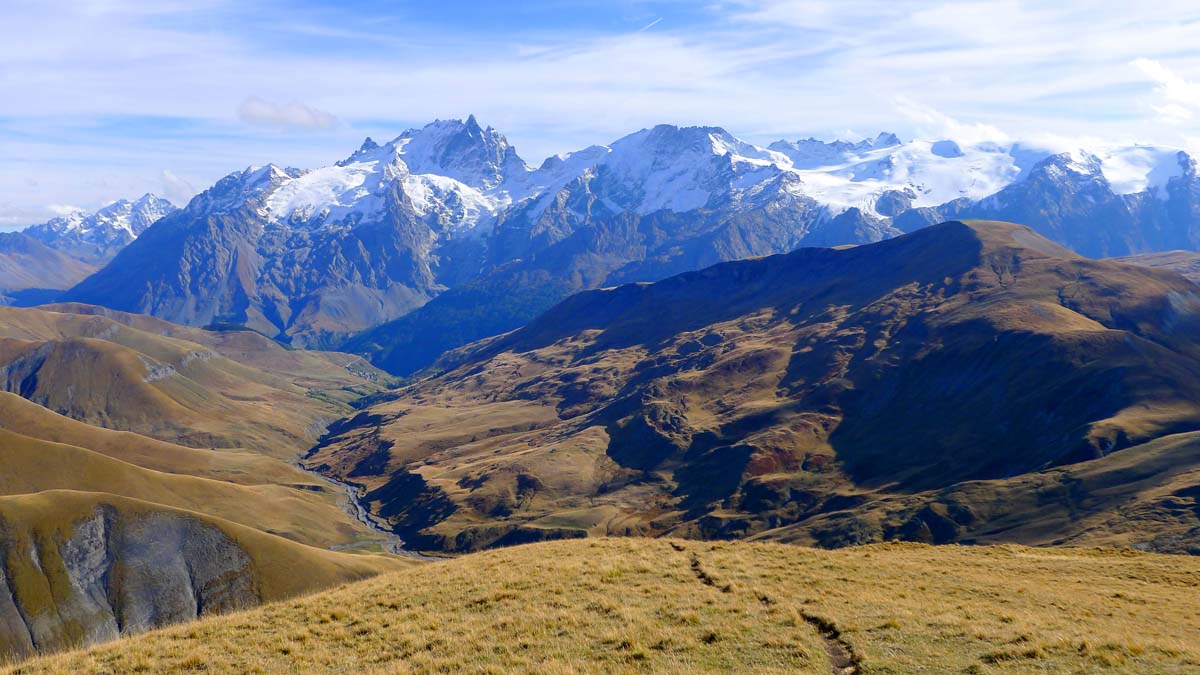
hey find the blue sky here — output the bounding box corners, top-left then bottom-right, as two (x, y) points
(4, 0), (1200, 228)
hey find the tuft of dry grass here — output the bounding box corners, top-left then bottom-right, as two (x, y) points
(10, 538), (1200, 674)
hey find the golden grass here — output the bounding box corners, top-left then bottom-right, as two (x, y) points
(0, 429), (372, 548)
(0, 392), (314, 487)
(11, 538), (1199, 674)
(0, 305), (402, 550)
(0, 305), (382, 457)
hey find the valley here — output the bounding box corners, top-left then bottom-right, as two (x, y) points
(3, 217), (1200, 669)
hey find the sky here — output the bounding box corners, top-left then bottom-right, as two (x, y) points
(4, 0), (1200, 229)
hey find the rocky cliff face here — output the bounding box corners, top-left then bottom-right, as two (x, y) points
(0, 504), (257, 660)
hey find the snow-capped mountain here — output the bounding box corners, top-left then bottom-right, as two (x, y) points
(61, 117), (1200, 359)
(24, 193), (176, 264)
(259, 116), (530, 234)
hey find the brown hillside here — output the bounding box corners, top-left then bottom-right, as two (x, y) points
(0, 392), (316, 487)
(0, 305), (380, 455)
(308, 221), (1200, 552)
(0, 428), (361, 547)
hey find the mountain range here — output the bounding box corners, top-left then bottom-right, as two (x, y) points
(24, 118), (1196, 374)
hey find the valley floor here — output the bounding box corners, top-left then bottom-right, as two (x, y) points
(7, 539), (1199, 674)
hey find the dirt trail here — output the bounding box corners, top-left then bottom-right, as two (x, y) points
(674, 542), (859, 675)
(800, 613), (860, 675)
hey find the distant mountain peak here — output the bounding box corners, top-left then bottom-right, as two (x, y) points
(872, 132), (902, 148)
(21, 193), (177, 264)
(390, 117), (528, 189)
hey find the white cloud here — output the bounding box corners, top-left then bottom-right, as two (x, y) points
(5, 0), (1200, 213)
(46, 204), (84, 216)
(893, 96), (1010, 146)
(1133, 58), (1200, 125)
(236, 97), (339, 130)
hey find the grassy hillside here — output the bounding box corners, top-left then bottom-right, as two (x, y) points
(0, 305), (411, 662)
(0, 428), (362, 547)
(41, 303), (388, 400)
(10, 538), (1199, 674)
(0, 305), (381, 456)
(1114, 250), (1200, 283)
(0, 392), (317, 487)
(308, 220), (1200, 552)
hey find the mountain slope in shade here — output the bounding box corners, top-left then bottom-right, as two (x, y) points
(0, 233), (97, 299)
(309, 221), (1200, 552)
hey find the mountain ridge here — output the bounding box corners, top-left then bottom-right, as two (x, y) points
(307, 220), (1200, 553)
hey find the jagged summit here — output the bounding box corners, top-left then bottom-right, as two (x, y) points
(390, 116), (528, 189)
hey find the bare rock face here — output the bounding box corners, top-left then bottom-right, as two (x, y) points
(110, 511), (255, 634)
(0, 567), (35, 659)
(0, 507), (258, 660)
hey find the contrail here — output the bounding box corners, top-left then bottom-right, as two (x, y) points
(637, 17), (663, 32)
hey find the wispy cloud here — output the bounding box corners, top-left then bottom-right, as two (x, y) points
(893, 96), (1009, 146)
(4, 0), (1200, 227)
(237, 97), (339, 130)
(159, 169), (198, 206)
(46, 204), (83, 216)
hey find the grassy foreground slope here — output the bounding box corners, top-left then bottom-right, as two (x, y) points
(11, 539), (1199, 674)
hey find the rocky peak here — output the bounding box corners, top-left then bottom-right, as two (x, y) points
(390, 116), (528, 189)
(23, 194), (177, 250)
